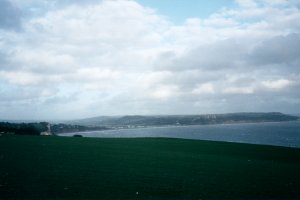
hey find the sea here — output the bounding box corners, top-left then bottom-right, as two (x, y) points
(59, 120), (300, 148)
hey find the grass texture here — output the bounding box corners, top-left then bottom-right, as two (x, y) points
(0, 135), (300, 199)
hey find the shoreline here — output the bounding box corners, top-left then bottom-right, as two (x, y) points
(57, 119), (300, 134)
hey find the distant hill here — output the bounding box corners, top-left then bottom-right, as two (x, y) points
(65, 112), (299, 128)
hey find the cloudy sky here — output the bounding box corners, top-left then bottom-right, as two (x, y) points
(0, 0), (300, 120)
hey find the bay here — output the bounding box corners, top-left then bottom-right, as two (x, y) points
(59, 121), (300, 148)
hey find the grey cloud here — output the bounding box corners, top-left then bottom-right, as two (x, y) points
(6, 0), (102, 22)
(0, 0), (22, 30)
(157, 70), (224, 91)
(156, 33), (300, 75)
(0, 49), (19, 70)
(156, 39), (248, 71)
(0, 87), (40, 102)
(43, 94), (78, 105)
(0, 52), (9, 69)
(40, 0), (103, 10)
(249, 33), (300, 67)
(56, 0), (102, 6)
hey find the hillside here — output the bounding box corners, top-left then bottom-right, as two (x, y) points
(66, 112), (299, 128)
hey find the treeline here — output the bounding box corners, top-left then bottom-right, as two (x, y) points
(0, 121), (109, 136)
(0, 122), (48, 135)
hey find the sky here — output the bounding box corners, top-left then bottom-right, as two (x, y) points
(0, 0), (300, 120)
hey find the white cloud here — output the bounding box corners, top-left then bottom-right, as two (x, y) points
(149, 85), (180, 100)
(137, 71), (173, 86)
(202, 17), (238, 27)
(75, 68), (120, 81)
(0, 70), (43, 86)
(11, 49), (75, 73)
(192, 83), (215, 94)
(262, 79), (292, 89)
(223, 86), (255, 94)
(235, 0), (258, 8)
(262, 0), (300, 6)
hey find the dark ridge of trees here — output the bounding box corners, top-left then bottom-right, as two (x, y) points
(0, 122), (48, 135)
(0, 122), (109, 136)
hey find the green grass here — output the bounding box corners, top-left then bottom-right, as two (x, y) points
(0, 135), (300, 199)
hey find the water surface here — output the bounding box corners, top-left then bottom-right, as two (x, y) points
(59, 121), (300, 148)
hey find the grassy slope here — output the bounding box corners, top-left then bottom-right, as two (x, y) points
(0, 135), (300, 200)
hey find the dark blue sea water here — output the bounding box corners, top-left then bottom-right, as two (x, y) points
(59, 121), (300, 148)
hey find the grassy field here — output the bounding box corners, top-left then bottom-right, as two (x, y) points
(0, 135), (300, 199)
